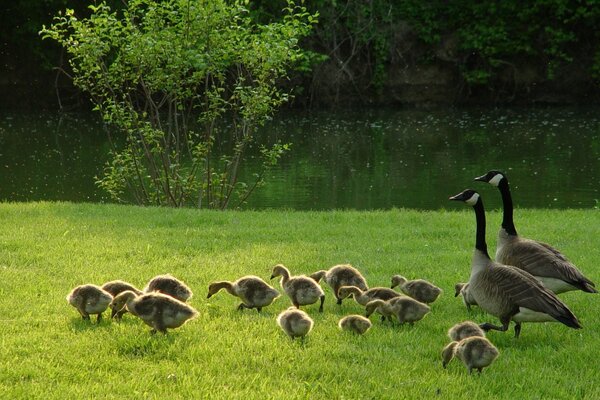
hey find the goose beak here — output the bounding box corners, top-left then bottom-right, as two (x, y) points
(448, 193), (462, 201)
(474, 173), (488, 182)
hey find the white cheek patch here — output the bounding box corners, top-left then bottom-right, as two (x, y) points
(489, 174), (503, 187)
(465, 192), (480, 206)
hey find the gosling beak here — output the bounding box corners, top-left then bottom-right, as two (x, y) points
(269, 275), (275, 280)
(454, 292), (459, 297)
(206, 293), (212, 299)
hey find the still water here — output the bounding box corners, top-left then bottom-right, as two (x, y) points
(1, 108), (599, 210)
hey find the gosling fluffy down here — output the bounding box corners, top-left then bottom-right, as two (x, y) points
(442, 336), (499, 374)
(365, 297), (431, 325)
(276, 307), (314, 340)
(101, 280), (143, 320)
(143, 274), (193, 302)
(271, 264), (325, 312)
(447, 321), (486, 342)
(110, 290), (198, 334)
(310, 264), (368, 305)
(338, 315), (372, 335)
(207, 275), (280, 312)
(390, 275), (443, 304)
(66, 284), (113, 323)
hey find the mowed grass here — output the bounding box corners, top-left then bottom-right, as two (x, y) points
(0, 202), (598, 399)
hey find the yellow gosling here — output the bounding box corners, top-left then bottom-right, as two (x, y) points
(271, 264), (325, 312)
(338, 315), (372, 335)
(390, 275), (443, 304)
(442, 337), (499, 374)
(276, 307), (314, 341)
(207, 275), (280, 312)
(309, 264), (368, 305)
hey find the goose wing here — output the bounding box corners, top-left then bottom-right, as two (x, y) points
(501, 238), (596, 291)
(488, 264), (581, 328)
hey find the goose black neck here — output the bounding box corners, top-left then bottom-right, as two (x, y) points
(473, 199), (490, 259)
(498, 179), (517, 236)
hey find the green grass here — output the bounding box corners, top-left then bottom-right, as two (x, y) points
(0, 202), (598, 399)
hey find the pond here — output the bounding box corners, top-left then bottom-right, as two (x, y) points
(1, 107), (599, 210)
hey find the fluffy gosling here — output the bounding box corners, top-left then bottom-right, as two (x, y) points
(143, 274), (193, 302)
(442, 336), (499, 374)
(310, 264), (368, 305)
(271, 264), (325, 312)
(448, 321), (486, 342)
(338, 315), (372, 335)
(110, 290), (198, 334)
(276, 307), (314, 341)
(365, 297), (430, 325)
(207, 275), (280, 312)
(66, 284), (113, 323)
(390, 275), (442, 304)
(101, 280), (143, 320)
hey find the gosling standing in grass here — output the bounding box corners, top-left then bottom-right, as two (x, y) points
(338, 315), (372, 335)
(337, 285), (401, 307)
(143, 274), (193, 302)
(271, 264), (325, 312)
(276, 307), (314, 341)
(447, 321), (485, 342)
(390, 275), (442, 304)
(207, 275), (280, 312)
(66, 284), (113, 324)
(310, 264), (368, 305)
(110, 290), (198, 334)
(442, 336), (499, 374)
(101, 280), (143, 320)
(365, 297), (430, 325)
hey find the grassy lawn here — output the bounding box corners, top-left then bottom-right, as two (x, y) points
(1, 202), (598, 399)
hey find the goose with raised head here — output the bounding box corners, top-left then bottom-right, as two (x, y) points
(66, 284), (113, 323)
(207, 275), (280, 312)
(337, 285), (401, 307)
(338, 315), (372, 335)
(449, 189), (581, 338)
(276, 307), (314, 341)
(390, 275), (442, 304)
(271, 264), (325, 312)
(101, 280), (143, 320)
(454, 282), (478, 311)
(365, 297), (430, 325)
(475, 170), (596, 294)
(447, 321), (485, 342)
(109, 290), (198, 334)
(442, 336), (499, 374)
(309, 264), (368, 305)
(143, 274), (193, 302)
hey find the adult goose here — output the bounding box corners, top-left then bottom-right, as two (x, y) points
(449, 189), (581, 338)
(475, 170), (596, 294)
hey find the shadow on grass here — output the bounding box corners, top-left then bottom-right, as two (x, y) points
(115, 331), (179, 359)
(68, 315), (114, 332)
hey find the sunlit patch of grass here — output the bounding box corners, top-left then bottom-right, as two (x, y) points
(0, 202), (599, 399)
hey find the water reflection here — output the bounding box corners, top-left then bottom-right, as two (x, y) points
(1, 108), (599, 209)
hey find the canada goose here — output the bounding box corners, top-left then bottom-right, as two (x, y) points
(207, 275), (280, 312)
(101, 280), (143, 320)
(276, 307), (314, 341)
(271, 264), (325, 312)
(309, 264), (368, 305)
(66, 284), (113, 323)
(365, 297), (430, 325)
(143, 274), (193, 302)
(390, 275), (443, 304)
(447, 321), (485, 342)
(475, 170), (596, 294)
(449, 189), (581, 338)
(454, 282), (478, 311)
(442, 336), (499, 374)
(338, 315), (373, 335)
(337, 286), (401, 308)
(109, 290), (198, 334)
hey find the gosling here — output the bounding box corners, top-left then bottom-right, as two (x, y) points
(310, 264), (368, 305)
(391, 275), (442, 304)
(337, 285), (401, 307)
(442, 336), (499, 374)
(276, 307), (314, 341)
(143, 274), (193, 302)
(454, 282), (478, 311)
(365, 297), (430, 325)
(110, 290), (198, 334)
(338, 315), (373, 335)
(207, 275), (280, 312)
(447, 321), (485, 342)
(271, 264), (325, 312)
(102, 280), (143, 320)
(66, 284), (113, 323)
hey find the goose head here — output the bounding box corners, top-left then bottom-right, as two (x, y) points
(390, 275), (407, 289)
(109, 290), (138, 318)
(474, 170), (507, 187)
(270, 264), (289, 280)
(449, 189), (480, 206)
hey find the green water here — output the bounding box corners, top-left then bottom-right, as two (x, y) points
(1, 108), (599, 209)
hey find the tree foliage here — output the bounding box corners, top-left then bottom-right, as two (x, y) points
(41, 0), (315, 208)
